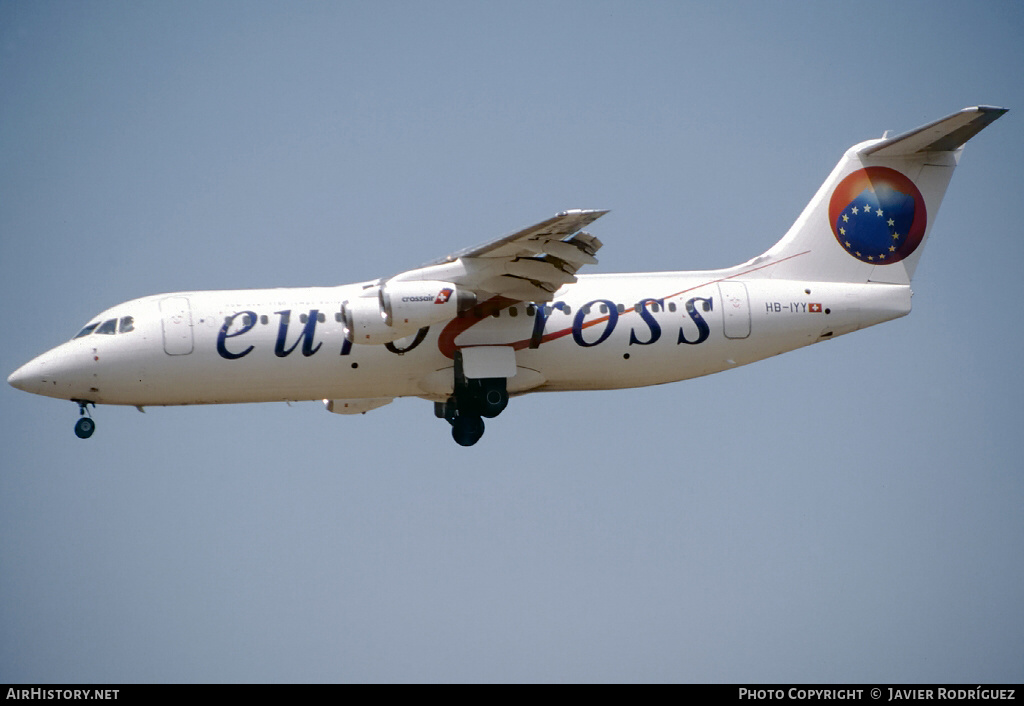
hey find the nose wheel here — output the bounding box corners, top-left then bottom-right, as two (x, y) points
(73, 400), (96, 439)
(74, 417), (96, 439)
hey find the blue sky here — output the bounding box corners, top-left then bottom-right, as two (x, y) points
(2, 1), (1022, 683)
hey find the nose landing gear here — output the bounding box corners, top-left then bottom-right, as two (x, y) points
(73, 400), (96, 439)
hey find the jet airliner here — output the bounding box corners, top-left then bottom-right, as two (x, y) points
(8, 107), (1006, 445)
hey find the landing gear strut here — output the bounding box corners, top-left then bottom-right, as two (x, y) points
(435, 353), (509, 446)
(73, 400), (96, 439)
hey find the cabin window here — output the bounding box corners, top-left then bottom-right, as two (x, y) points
(599, 304), (608, 314)
(74, 322), (100, 339)
(669, 302), (677, 312)
(243, 314), (254, 327)
(335, 312), (342, 322)
(616, 303), (625, 314)
(119, 316), (134, 333)
(300, 313), (308, 323)
(492, 309), (500, 318)
(318, 312), (326, 323)
(526, 304), (536, 316)
(261, 315), (269, 325)
(509, 307), (518, 317)
(562, 305), (571, 315)
(95, 318), (118, 335)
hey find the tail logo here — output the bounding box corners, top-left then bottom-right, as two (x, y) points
(828, 167), (927, 265)
(435, 288), (454, 304)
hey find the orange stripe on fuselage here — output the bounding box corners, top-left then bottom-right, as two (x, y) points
(436, 251), (810, 359)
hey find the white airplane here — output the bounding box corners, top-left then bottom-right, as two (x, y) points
(8, 106), (1007, 446)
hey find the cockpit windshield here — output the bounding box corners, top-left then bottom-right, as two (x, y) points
(74, 322), (100, 338)
(74, 315), (135, 339)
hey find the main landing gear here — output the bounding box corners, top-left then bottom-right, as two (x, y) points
(73, 400), (96, 439)
(435, 353), (510, 446)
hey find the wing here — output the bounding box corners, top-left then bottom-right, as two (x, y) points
(386, 209), (608, 302)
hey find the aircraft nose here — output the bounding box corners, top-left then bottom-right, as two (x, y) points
(8, 347), (81, 398)
(9, 344), (100, 400)
(8, 357), (46, 393)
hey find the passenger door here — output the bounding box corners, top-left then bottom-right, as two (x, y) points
(159, 296), (194, 355)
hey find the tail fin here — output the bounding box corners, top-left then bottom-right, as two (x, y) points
(756, 106), (1007, 285)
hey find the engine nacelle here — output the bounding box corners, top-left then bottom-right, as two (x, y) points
(342, 280), (472, 344)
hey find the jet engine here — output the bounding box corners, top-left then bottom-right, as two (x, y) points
(341, 280), (474, 344)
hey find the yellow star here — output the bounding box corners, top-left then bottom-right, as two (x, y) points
(888, 218), (895, 227)
(840, 227), (846, 235)
(842, 214), (849, 223)
(889, 245), (896, 252)
(852, 206), (859, 215)
(892, 232), (900, 239)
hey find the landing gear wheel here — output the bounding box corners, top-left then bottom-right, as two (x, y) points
(74, 417), (96, 439)
(73, 399), (96, 439)
(477, 381), (509, 419)
(451, 414), (485, 447)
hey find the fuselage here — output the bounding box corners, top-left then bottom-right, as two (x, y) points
(7, 106), (1004, 446)
(7, 268), (912, 408)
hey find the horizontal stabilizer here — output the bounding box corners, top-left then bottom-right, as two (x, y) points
(860, 106), (1008, 157)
